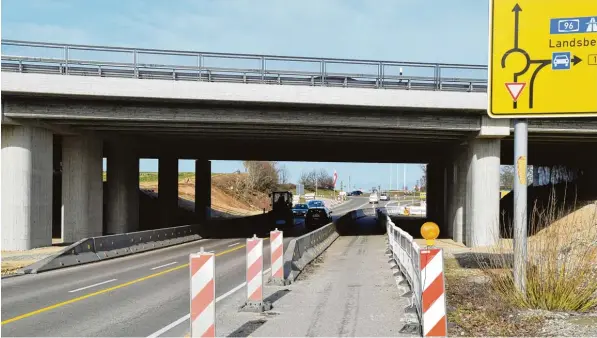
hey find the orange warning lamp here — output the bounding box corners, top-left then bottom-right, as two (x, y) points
(421, 222), (440, 246)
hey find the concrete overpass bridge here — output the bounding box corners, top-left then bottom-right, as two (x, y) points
(2, 40), (597, 251)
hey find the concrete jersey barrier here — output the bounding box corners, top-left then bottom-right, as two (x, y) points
(23, 224), (201, 273)
(22, 211), (276, 274)
(282, 210), (359, 282)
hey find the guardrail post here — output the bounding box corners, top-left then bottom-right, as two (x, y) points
(419, 248), (447, 337)
(241, 234), (272, 312)
(190, 247), (216, 337)
(269, 228), (289, 285)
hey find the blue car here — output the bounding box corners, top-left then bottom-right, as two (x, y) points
(292, 203), (309, 217)
(307, 200), (332, 216)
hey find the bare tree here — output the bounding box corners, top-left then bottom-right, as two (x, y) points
(419, 164), (427, 192)
(278, 164), (289, 184)
(242, 161), (279, 193)
(500, 165), (515, 190)
(317, 169), (334, 190)
(299, 170), (316, 190)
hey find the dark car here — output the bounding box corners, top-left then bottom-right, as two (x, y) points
(292, 203), (309, 217)
(348, 190), (363, 196)
(305, 207), (333, 231)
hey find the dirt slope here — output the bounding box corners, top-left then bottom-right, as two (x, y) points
(139, 172), (269, 215)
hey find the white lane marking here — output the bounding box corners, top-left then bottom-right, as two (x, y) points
(215, 282), (246, 303)
(228, 242), (241, 247)
(68, 279), (117, 293)
(147, 266), (276, 337)
(150, 261), (178, 270)
(146, 314), (190, 338)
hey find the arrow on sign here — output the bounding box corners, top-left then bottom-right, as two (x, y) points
(512, 4), (522, 49)
(505, 82), (526, 102)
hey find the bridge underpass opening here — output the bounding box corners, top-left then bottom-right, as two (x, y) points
(189, 159), (430, 239)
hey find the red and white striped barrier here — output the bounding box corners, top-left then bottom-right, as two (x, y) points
(420, 248), (447, 337)
(241, 235), (272, 312)
(247, 235), (263, 302)
(270, 229), (285, 284)
(189, 248), (215, 337)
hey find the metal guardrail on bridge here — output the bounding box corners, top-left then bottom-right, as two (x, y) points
(1, 40), (488, 93)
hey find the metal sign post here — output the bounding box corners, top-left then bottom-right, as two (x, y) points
(489, 0), (597, 295)
(513, 119), (528, 294)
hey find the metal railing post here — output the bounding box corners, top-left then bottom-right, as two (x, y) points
(378, 62), (383, 89)
(198, 54), (203, 81)
(133, 50), (138, 78)
(320, 60), (325, 86)
(64, 46), (69, 75)
(261, 57), (265, 83)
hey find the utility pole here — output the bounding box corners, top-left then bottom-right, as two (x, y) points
(389, 164), (392, 193)
(348, 176), (351, 192)
(403, 164), (407, 191)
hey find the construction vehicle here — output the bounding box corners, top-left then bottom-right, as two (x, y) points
(268, 191), (294, 230)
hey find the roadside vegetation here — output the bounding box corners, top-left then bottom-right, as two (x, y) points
(133, 161), (341, 215)
(446, 194), (597, 336)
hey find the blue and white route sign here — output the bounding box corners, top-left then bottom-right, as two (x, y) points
(550, 16), (597, 34)
(552, 52), (571, 70)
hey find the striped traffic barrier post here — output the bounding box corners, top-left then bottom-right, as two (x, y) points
(241, 234), (272, 312)
(189, 247), (215, 337)
(420, 248), (447, 337)
(269, 228), (289, 285)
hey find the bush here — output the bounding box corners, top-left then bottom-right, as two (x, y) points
(478, 194), (597, 312)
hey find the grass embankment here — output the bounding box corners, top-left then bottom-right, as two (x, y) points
(446, 199), (597, 336)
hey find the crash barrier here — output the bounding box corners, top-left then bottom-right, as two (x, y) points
(283, 210), (361, 282)
(378, 209), (447, 337)
(23, 225), (201, 273)
(381, 205), (427, 217)
(189, 249), (216, 337)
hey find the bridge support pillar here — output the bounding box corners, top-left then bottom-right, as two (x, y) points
(62, 135), (103, 243)
(159, 156), (178, 228)
(195, 159), (211, 223)
(426, 163), (448, 234)
(106, 143), (139, 234)
(449, 138), (501, 247)
(1, 125), (53, 250)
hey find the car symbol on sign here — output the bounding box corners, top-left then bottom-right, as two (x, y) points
(553, 54), (570, 67)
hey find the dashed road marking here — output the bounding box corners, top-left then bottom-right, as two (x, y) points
(150, 262), (178, 270)
(68, 279), (118, 293)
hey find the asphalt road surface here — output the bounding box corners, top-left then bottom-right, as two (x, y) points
(1, 197), (372, 337)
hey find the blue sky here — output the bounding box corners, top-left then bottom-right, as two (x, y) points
(2, 0), (490, 190)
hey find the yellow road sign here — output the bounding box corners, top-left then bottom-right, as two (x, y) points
(489, 0), (597, 117)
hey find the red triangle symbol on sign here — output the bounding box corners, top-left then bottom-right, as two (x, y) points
(505, 82), (526, 102)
